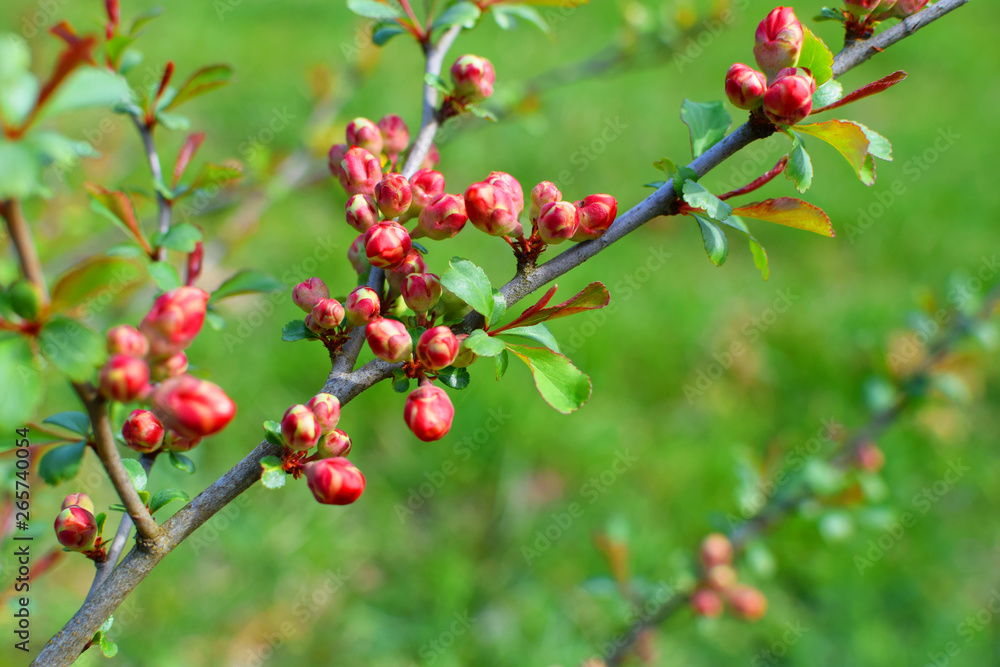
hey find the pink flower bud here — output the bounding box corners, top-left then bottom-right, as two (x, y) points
(363, 222), (412, 269)
(763, 71), (815, 126)
(402, 273), (443, 313)
(418, 193), (468, 241)
(139, 286), (209, 358)
(416, 326), (459, 370)
(465, 182), (523, 237)
(408, 169), (447, 216)
(844, 0), (883, 17)
(856, 441), (885, 473)
(311, 298), (346, 330)
(486, 171), (524, 216)
(705, 565), (738, 591)
(328, 143), (348, 180)
(348, 234), (371, 274)
(281, 404), (321, 451)
(345, 194), (380, 232)
(346, 117), (383, 156)
(374, 172), (413, 219)
(316, 428), (352, 458)
(338, 146), (382, 196)
(891, 0), (927, 17)
(378, 114), (410, 156)
(293, 277), (330, 314)
(150, 374), (237, 438)
(700, 533), (733, 568)
(727, 585), (768, 621)
(725, 63), (768, 110)
(54, 506), (97, 551)
(307, 393), (341, 432)
(99, 354), (149, 402)
(305, 314), (324, 336)
(106, 324), (149, 357)
(452, 333), (477, 368)
(305, 457), (366, 505)
(774, 67), (817, 92)
(403, 384), (454, 442)
(753, 6), (803, 80)
(365, 317), (412, 363)
(450, 54), (496, 102)
(530, 181), (562, 220)
(61, 493), (94, 514)
(690, 588), (725, 618)
(122, 409), (165, 453)
(537, 201), (580, 245)
(422, 143), (441, 170)
(345, 286), (382, 326)
(164, 430), (201, 452)
(386, 249), (427, 293)
(572, 194), (618, 241)
(150, 351), (188, 382)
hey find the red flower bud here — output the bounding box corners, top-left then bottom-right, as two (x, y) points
(891, 0), (927, 17)
(304, 314), (324, 336)
(403, 383), (454, 442)
(572, 194), (618, 241)
(422, 143), (441, 170)
(307, 393), (341, 432)
(328, 143), (349, 180)
(364, 222), (412, 270)
(700, 533), (733, 568)
(844, 0), (884, 17)
(408, 169), (447, 217)
(753, 6), (803, 80)
(452, 333), (477, 368)
(348, 234), (371, 274)
(345, 286), (382, 326)
(150, 375), (237, 438)
(346, 194), (380, 232)
(316, 428), (352, 458)
(486, 171), (524, 216)
(293, 277), (330, 314)
(725, 63), (768, 110)
(281, 404), (321, 451)
(139, 286), (209, 358)
(61, 493), (94, 514)
(418, 193), (468, 241)
(465, 182), (522, 237)
(106, 324), (149, 357)
(402, 273), (444, 313)
(774, 67), (817, 92)
(346, 117), (383, 156)
(54, 506), (97, 551)
(537, 201), (580, 245)
(374, 172), (413, 219)
(705, 565), (738, 591)
(122, 409), (165, 453)
(365, 317), (412, 363)
(150, 351), (188, 382)
(337, 146), (382, 196)
(378, 114), (410, 156)
(450, 54), (496, 102)
(164, 430), (202, 452)
(530, 181), (562, 220)
(416, 326), (459, 370)
(856, 441), (885, 473)
(690, 589), (725, 618)
(763, 71), (814, 126)
(305, 457), (366, 505)
(311, 298), (346, 330)
(727, 585), (768, 621)
(99, 354), (149, 402)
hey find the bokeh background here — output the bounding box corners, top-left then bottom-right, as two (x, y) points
(2, 0), (999, 665)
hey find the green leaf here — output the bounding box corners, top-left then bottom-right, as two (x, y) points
(464, 329), (506, 357)
(816, 7), (847, 21)
(497, 324), (561, 353)
(260, 455), (286, 490)
(0, 141), (43, 200)
(437, 366), (471, 390)
(27, 131), (100, 170)
(42, 412), (90, 436)
(263, 420), (284, 447)
(187, 162), (242, 192)
(38, 316), (106, 382)
(680, 100), (731, 158)
(732, 198), (835, 237)
(282, 320), (321, 342)
(433, 1), (482, 29)
(488, 291), (507, 329)
(856, 123), (893, 161)
(147, 261), (182, 291)
(423, 73), (452, 95)
(719, 216), (770, 281)
(38, 67), (130, 121)
(797, 27), (834, 86)
(693, 215), (728, 267)
(0, 336), (43, 431)
(165, 65), (233, 111)
(86, 186), (146, 246)
(121, 458), (147, 492)
(99, 634), (118, 658)
(505, 344), (592, 414)
(440, 258), (494, 318)
(786, 134), (814, 194)
(211, 270), (284, 303)
(347, 0), (403, 19)
(682, 181), (732, 221)
(467, 105), (497, 122)
(812, 79), (843, 108)
(39, 441), (87, 485)
(95, 512), (107, 535)
(156, 223), (202, 252)
(491, 5), (549, 32)
(652, 157), (677, 178)
(168, 451), (195, 474)
(99, 616), (114, 634)
(796, 120), (876, 186)
(373, 22), (407, 46)
(50, 257), (144, 313)
(155, 111), (190, 131)
(129, 7), (164, 36)
(672, 166), (698, 196)
(148, 488), (190, 514)
(495, 349), (509, 380)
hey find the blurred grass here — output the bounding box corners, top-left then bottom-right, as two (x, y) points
(2, 0), (1000, 665)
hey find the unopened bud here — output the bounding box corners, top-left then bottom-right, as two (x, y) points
(365, 317), (412, 363)
(316, 429), (352, 458)
(338, 146), (382, 196)
(890, 0), (927, 17)
(418, 193), (468, 241)
(422, 144), (441, 170)
(139, 286), (209, 358)
(106, 324), (149, 357)
(8, 279), (45, 321)
(346, 117), (384, 156)
(348, 234), (371, 274)
(164, 429), (202, 452)
(856, 441), (885, 473)
(122, 409), (165, 453)
(402, 273), (443, 313)
(345, 286), (381, 326)
(572, 194), (618, 241)
(307, 393), (341, 432)
(150, 374), (236, 438)
(54, 506), (97, 551)
(311, 298), (346, 330)
(328, 143), (348, 180)
(725, 63), (768, 110)
(386, 250), (427, 293)
(530, 181), (562, 220)
(700, 533), (733, 568)
(690, 589), (725, 618)
(281, 404), (321, 451)
(346, 194), (380, 232)
(452, 333), (477, 368)
(763, 70), (815, 126)
(293, 277), (330, 314)
(705, 565), (738, 591)
(753, 6), (804, 80)
(537, 201), (580, 245)
(465, 182), (522, 237)
(305, 457), (366, 505)
(408, 169), (447, 218)
(727, 585), (768, 621)
(364, 222), (412, 269)
(61, 493), (94, 514)
(150, 351), (188, 382)
(450, 54), (496, 102)
(416, 326), (459, 370)
(99, 354), (149, 402)
(403, 384), (454, 442)
(374, 172), (413, 219)
(486, 171), (524, 216)
(378, 114), (410, 156)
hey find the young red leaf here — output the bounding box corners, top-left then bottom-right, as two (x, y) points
(732, 198), (834, 238)
(173, 132), (207, 187)
(719, 157), (788, 201)
(495, 282), (610, 331)
(85, 184), (153, 254)
(165, 64), (234, 111)
(810, 71), (907, 115)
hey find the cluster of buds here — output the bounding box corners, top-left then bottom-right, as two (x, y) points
(291, 277), (353, 338)
(53, 493), (103, 557)
(689, 533), (768, 621)
(724, 7), (816, 127)
(845, 0), (927, 22)
(329, 113), (425, 181)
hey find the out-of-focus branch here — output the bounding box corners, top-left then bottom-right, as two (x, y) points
(0, 199), (49, 300)
(131, 117), (171, 261)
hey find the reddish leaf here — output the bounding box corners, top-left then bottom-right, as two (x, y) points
(732, 198), (834, 238)
(85, 184), (153, 254)
(811, 71), (907, 115)
(795, 120), (874, 186)
(719, 157), (788, 201)
(496, 282), (610, 331)
(173, 132), (206, 187)
(165, 64), (233, 111)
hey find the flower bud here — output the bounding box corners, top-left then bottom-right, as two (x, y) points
(727, 585), (768, 621)
(452, 333), (477, 368)
(402, 273), (443, 313)
(418, 193), (468, 241)
(54, 506), (97, 551)
(705, 565), (738, 591)
(307, 393), (341, 432)
(281, 404), (321, 451)
(774, 67), (817, 92)
(345, 286), (381, 326)
(348, 234), (371, 274)
(106, 324), (149, 357)
(305, 457), (366, 505)
(422, 143), (441, 170)
(374, 172), (413, 219)
(164, 430), (202, 452)
(843, 0), (882, 17)
(345, 194), (380, 233)
(345, 117), (383, 156)
(725, 63), (768, 110)
(305, 314), (324, 336)
(572, 194), (618, 241)
(328, 143), (349, 179)
(416, 326), (459, 370)
(61, 493), (94, 514)
(763, 71), (814, 126)
(139, 286), (209, 358)
(365, 317), (412, 363)
(150, 351), (188, 382)
(403, 384), (454, 442)
(690, 588), (725, 618)
(150, 374), (237, 438)
(386, 250), (427, 293)
(316, 429), (352, 458)
(856, 441), (885, 473)
(293, 277), (330, 314)
(363, 222), (412, 269)
(311, 298), (346, 330)
(537, 201), (579, 245)
(890, 0), (927, 17)
(450, 54), (496, 102)
(408, 169), (447, 217)
(8, 279), (45, 320)
(465, 182), (522, 237)
(699, 533), (733, 568)
(99, 354), (149, 402)
(378, 114), (410, 156)
(530, 181), (562, 220)
(753, 7), (803, 80)
(486, 171), (524, 215)
(122, 409), (165, 453)
(337, 146), (382, 196)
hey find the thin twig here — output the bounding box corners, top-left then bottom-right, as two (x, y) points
(0, 199), (49, 301)
(131, 117), (171, 261)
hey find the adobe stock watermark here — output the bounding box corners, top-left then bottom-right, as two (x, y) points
(553, 116), (630, 188)
(923, 588), (1000, 667)
(673, 0), (752, 73)
(595, 581), (677, 660)
(417, 610), (476, 665)
(750, 619), (810, 666)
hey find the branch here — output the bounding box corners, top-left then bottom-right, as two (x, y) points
(131, 117), (171, 262)
(0, 199), (49, 300)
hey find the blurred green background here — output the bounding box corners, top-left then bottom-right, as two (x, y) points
(2, 0), (999, 665)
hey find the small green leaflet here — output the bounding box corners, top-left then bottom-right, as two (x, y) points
(505, 343), (592, 414)
(148, 262), (182, 291)
(682, 181), (732, 221)
(786, 133), (814, 193)
(463, 329), (506, 357)
(439, 258), (496, 321)
(42, 411), (90, 436)
(347, 0), (403, 19)
(433, 1), (481, 29)
(121, 458), (147, 492)
(149, 488), (190, 514)
(797, 27), (834, 86)
(168, 451), (196, 474)
(496, 323), (561, 353)
(437, 366), (471, 390)
(260, 455), (286, 490)
(282, 320), (321, 342)
(680, 100), (731, 158)
(719, 216), (770, 281)
(692, 215), (728, 267)
(38, 441), (87, 485)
